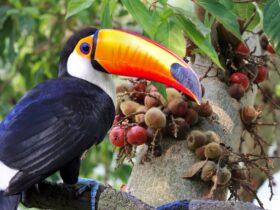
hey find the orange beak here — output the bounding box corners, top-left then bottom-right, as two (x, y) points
(92, 29), (202, 104)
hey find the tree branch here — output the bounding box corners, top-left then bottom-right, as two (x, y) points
(22, 181), (154, 210)
(22, 181), (262, 210)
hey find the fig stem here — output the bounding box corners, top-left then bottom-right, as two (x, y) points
(240, 9), (256, 34)
(252, 122), (278, 126)
(199, 62), (214, 81)
(257, 84), (280, 109)
(118, 91), (163, 106)
(115, 111), (146, 126)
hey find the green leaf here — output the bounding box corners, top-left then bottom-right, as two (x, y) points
(121, 0), (161, 39)
(175, 15), (223, 69)
(151, 82), (167, 98)
(219, 0), (234, 10)
(275, 82), (280, 97)
(155, 21), (185, 57)
(167, 0), (211, 36)
(22, 6), (40, 17)
(263, 0), (280, 55)
(195, 0), (241, 40)
(65, 0), (94, 19)
(101, 0), (112, 28)
(158, 0), (168, 4)
(233, 2), (261, 30)
(0, 6), (10, 29)
(159, 8), (174, 20)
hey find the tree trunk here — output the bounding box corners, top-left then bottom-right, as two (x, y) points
(127, 56), (257, 207)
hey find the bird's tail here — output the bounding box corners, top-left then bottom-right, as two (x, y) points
(0, 191), (20, 210)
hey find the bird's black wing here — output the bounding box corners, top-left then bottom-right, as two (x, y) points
(0, 77), (115, 194)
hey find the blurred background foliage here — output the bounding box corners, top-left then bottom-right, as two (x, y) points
(0, 0), (279, 194)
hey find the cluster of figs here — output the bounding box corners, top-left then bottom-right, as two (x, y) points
(109, 79), (212, 155)
(183, 130), (248, 186)
(213, 21), (275, 101)
(227, 41), (269, 101)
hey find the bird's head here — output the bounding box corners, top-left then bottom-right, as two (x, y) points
(59, 27), (202, 104)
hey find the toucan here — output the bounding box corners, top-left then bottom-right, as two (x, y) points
(0, 27), (202, 210)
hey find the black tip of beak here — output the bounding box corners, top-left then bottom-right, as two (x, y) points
(91, 30), (108, 73)
(171, 63), (202, 102)
(92, 30), (99, 59)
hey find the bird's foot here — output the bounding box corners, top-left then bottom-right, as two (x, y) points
(20, 191), (27, 204)
(75, 184), (91, 197)
(21, 183), (40, 204)
(75, 178), (99, 197)
(75, 178), (100, 210)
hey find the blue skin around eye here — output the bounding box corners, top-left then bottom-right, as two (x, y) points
(80, 43), (90, 54)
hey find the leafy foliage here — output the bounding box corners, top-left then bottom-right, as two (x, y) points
(263, 0), (280, 54)
(121, 0), (161, 39)
(66, 0), (95, 19)
(195, 0), (241, 40)
(175, 14), (222, 68)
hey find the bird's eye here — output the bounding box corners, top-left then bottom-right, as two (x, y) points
(80, 43), (91, 54)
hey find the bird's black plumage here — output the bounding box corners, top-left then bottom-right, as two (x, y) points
(0, 77), (115, 195)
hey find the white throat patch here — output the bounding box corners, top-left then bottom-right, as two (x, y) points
(0, 161), (18, 190)
(67, 51), (116, 107)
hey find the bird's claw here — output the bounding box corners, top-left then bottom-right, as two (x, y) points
(75, 184), (91, 197)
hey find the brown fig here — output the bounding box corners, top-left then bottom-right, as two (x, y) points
(168, 98), (188, 117)
(186, 130), (207, 151)
(134, 106), (147, 124)
(205, 130), (220, 143)
(196, 101), (213, 117)
(184, 108), (199, 126)
(195, 146), (206, 160)
(116, 95), (130, 115)
(240, 106), (261, 125)
(120, 101), (140, 116)
(216, 167), (232, 185)
(144, 92), (161, 108)
(204, 142), (223, 160)
(166, 88), (182, 103)
(229, 84), (245, 100)
(201, 161), (217, 182)
(144, 107), (166, 129)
